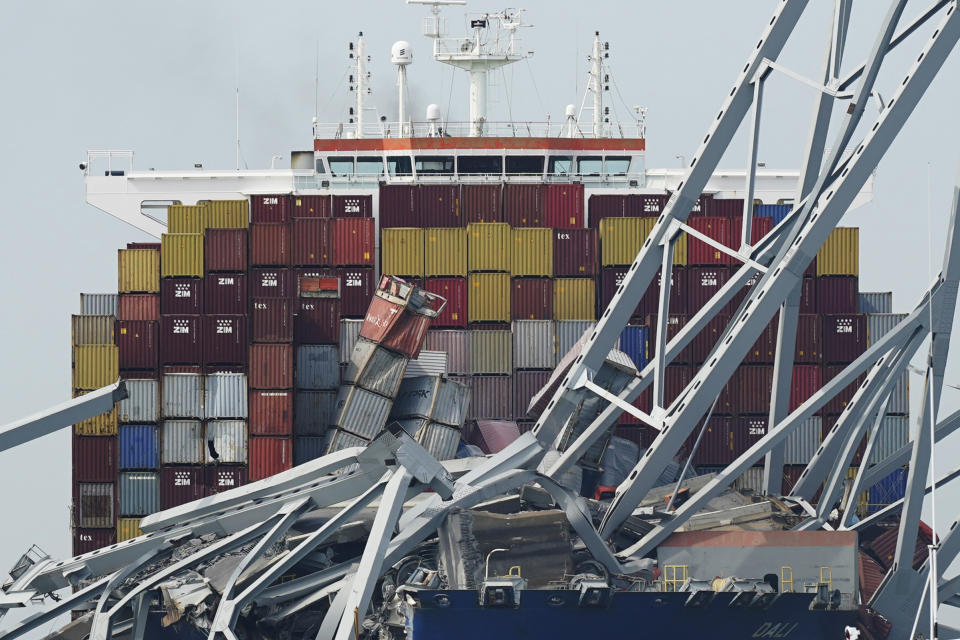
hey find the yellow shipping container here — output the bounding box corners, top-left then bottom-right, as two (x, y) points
(71, 315), (115, 346)
(554, 278), (596, 320)
(468, 273), (510, 323)
(72, 388), (118, 435)
(118, 249), (160, 293)
(161, 233), (204, 278)
(72, 345), (118, 389)
(117, 518), (143, 542)
(167, 204), (206, 234)
(203, 200), (249, 229)
(467, 222), (511, 272)
(817, 227), (859, 276)
(599, 218), (687, 266)
(511, 228), (553, 276)
(382, 228), (425, 277)
(424, 228), (467, 276)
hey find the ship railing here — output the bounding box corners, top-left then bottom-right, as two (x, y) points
(294, 171), (646, 190)
(313, 120), (644, 140)
(83, 150), (134, 176)
(433, 36), (526, 60)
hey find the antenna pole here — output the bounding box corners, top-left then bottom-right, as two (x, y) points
(397, 66), (407, 137)
(592, 33), (603, 137)
(356, 33), (366, 139)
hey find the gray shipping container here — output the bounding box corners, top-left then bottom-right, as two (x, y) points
(81, 293), (119, 316)
(296, 345), (340, 390)
(859, 292), (893, 314)
(783, 417), (822, 465)
(162, 374), (204, 419)
(205, 373), (248, 419)
(405, 350), (448, 378)
(161, 420), (204, 464)
(294, 390), (337, 436)
(118, 379), (159, 423)
(868, 415), (910, 463)
(867, 313), (908, 345)
(424, 330), (469, 374)
(339, 319), (363, 364)
(76, 483), (115, 528)
(325, 428), (370, 453)
(458, 375), (513, 420)
(556, 321), (596, 360)
(205, 420), (248, 463)
(118, 471), (160, 516)
(344, 339), (408, 397)
(886, 373), (909, 415)
(72, 315), (115, 345)
(599, 436), (640, 487)
(468, 330), (512, 375)
(511, 320), (556, 370)
(333, 385), (393, 439)
(396, 418), (460, 460)
(390, 376), (471, 427)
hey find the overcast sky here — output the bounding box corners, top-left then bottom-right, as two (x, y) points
(1, 0), (959, 634)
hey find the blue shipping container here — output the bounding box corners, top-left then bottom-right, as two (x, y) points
(293, 436), (328, 465)
(868, 468), (907, 513)
(618, 325), (649, 369)
(293, 391), (337, 436)
(118, 471), (160, 516)
(754, 204), (792, 226)
(295, 345), (341, 390)
(119, 425), (159, 469)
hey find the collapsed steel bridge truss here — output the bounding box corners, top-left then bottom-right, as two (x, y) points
(3, 0), (960, 637)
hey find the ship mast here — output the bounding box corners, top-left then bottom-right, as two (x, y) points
(577, 31), (610, 138)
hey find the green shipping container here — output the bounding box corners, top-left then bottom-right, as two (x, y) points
(468, 222), (511, 272)
(161, 233), (204, 278)
(554, 278), (596, 320)
(382, 228), (425, 277)
(73, 345), (119, 390)
(817, 227), (859, 276)
(468, 273), (510, 323)
(511, 228), (553, 276)
(118, 249), (160, 293)
(425, 228), (467, 276)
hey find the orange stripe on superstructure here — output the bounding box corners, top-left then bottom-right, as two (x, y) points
(659, 530), (857, 548)
(313, 137), (645, 152)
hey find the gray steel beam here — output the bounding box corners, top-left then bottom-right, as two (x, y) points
(850, 467), (960, 532)
(0, 577), (111, 640)
(762, 289), (801, 494)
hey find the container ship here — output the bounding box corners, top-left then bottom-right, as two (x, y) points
(2, 2), (957, 639)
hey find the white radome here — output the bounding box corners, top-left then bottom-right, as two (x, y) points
(391, 41), (413, 65)
(426, 104), (441, 121)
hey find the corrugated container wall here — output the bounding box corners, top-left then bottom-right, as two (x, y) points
(118, 472), (160, 516)
(513, 370), (551, 419)
(73, 345), (118, 389)
(512, 321), (556, 370)
(205, 421), (248, 463)
(553, 228), (598, 277)
(859, 291), (893, 314)
(161, 373), (204, 418)
(293, 437), (329, 465)
(464, 376), (513, 420)
(784, 417), (822, 465)
(468, 273), (510, 323)
(332, 385), (392, 439)
(332, 218), (375, 266)
(379, 185), (419, 228)
(161, 420), (204, 464)
(118, 249), (160, 293)
(817, 227), (859, 276)
(295, 345), (340, 390)
(206, 467), (249, 495)
(867, 416), (909, 464)
(461, 184), (502, 223)
(250, 224), (291, 266)
(817, 276), (858, 314)
(160, 234), (204, 278)
(599, 217), (654, 267)
(867, 313), (908, 345)
(382, 228), (425, 277)
(339, 320), (363, 364)
(75, 483), (115, 528)
(291, 218), (332, 266)
(205, 373), (248, 418)
(468, 330), (512, 374)
(72, 315), (114, 345)
(161, 279), (202, 315)
(554, 278), (595, 321)
(251, 195), (290, 224)
(511, 228), (552, 277)
(467, 223), (511, 272)
(160, 467), (204, 509)
(119, 425), (159, 469)
(74, 397), (118, 436)
(332, 194), (372, 218)
(420, 184), (461, 227)
(423, 278), (467, 328)
(203, 199), (249, 228)
(250, 390), (294, 435)
(556, 321), (596, 359)
(543, 183), (584, 228)
(72, 436), (117, 482)
(503, 184), (542, 227)
(117, 518), (143, 542)
(117, 379), (159, 423)
(424, 330), (469, 375)
(168, 204), (205, 234)
(294, 391), (337, 435)
(424, 228), (467, 277)
(205, 229), (248, 273)
(511, 278), (553, 320)
(81, 293), (119, 316)
(118, 294), (159, 321)
(249, 344), (294, 389)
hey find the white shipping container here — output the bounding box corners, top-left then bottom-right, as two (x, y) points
(867, 415), (910, 463)
(162, 374), (204, 419)
(344, 340), (408, 397)
(858, 292), (893, 315)
(867, 313), (908, 345)
(783, 417), (822, 465)
(885, 373), (909, 415)
(333, 385), (392, 439)
(556, 321), (596, 360)
(118, 379), (159, 423)
(205, 421), (248, 464)
(205, 373), (248, 418)
(80, 293), (118, 316)
(326, 428), (370, 453)
(339, 319), (363, 364)
(405, 351), (448, 378)
(396, 419), (460, 460)
(162, 420), (204, 464)
(390, 376), (471, 427)
(512, 320), (556, 370)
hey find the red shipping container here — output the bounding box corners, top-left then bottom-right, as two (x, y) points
(690, 313), (730, 365)
(637, 364), (693, 412)
(249, 437), (293, 480)
(687, 266), (730, 310)
(202, 316), (247, 365)
(503, 184), (543, 227)
(292, 218), (332, 266)
(795, 314), (822, 363)
(251, 297), (293, 343)
(817, 276), (858, 314)
(553, 228), (598, 277)
(204, 229), (248, 273)
(380, 311), (432, 358)
(250, 343), (293, 389)
(461, 184), (502, 223)
(740, 315), (778, 365)
(690, 416), (735, 465)
(331, 218), (375, 266)
(730, 215), (774, 248)
(251, 194), (290, 223)
(294, 298), (340, 344)
(424, 277), (467, 328)
(630, 194), (670, 218)
(379, 184), (419, 228)
(116, 320), (158, 370)
(822, 365), (866, 415)
(160, 466), (205, 509)
(709, 198), (745, 218)
(790, 364), (822, 412)
(734, 365), (774, 414)
(250, 223), (291, 266)
(359, 295), (406, 343)
(73, 528), (116, 555)
(543, 183), (584, 229)
(511, 277), (553, 320)
(118, 294), (160, 321)
(686, 216), (733, 265)
(159, 315), (201, 365)
(127, 242), (161, 250)
(160, 278), (203, 315)
(512, 370), (551, 419)
(205, 466), (249, 496)
(162, 365), (202, 375)
(332, 194), (373, 218)
(292, 194), (331, 218)
(249, 390), (294, 435)
(72, 435), (117, 482)
(204, 365), (246, 375)
(121, 369), (158, 380)
(587, 195), (626, 228)
(822, 314), (867, 364)
(204, 273), (247, 315)
(645, 314), (692, 364)
(735, 416), (769, 456)
(420, 185), (462, 227)
(249, 268), (293, 299)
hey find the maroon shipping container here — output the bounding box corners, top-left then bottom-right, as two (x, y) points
(121, 369), (158, 380)
(127, 242), (161, 250)
(335, 267), (374, 317)
(791, 364), (822, 412)
(160, 278), (203, 315)
(503, 184), (543, 227)
(202, 316), (247, 365)
(249, 390), (294, 435)
(742, 317), (777, 365)
(690, 314), (730, 365)
(380, 311), (432, 359)
(630, 194), (670, 218)
(734, 365), (774, 415)
(553, 228), (598, 277)
(686, 266), (730, 310)
(709, 198), (745, 218)
(331, 218), (375, 266)
(543, 183), (584, 229)
(249, 437), (293, 480)
(379, 184), (419, 228)
(637, 364), (693, 412)
(639, 268), (688, 316)
(205, 466), (249, 496)
(292, 194), (331, 218)
(249, 343), (293, 389)
(332, 194), (373, 218)
(730, 215), (774, 248)
(162, 365), (202, 375)
(690, 416), (735, 465)
(205, 228), (248, 273)
(292, 218), (332, 266)
(294, 298), (340, 344)
(72, 435), (117, 482)
(512, 370), (551, 419)
(600, 268), (641, 318)
(822, 365), (866, 415)
(251, 194), (290, 223)
(735, 416), (769, 455)
(736, 276), (816, 316)
(795, 314), (822, 363)
(688, 194), (713, 216)
(587, 195), (626, 228)
(817, 276), (858, 314)
(160, 466), (205, 509)
(203, 273), (247, 315)
(249, 268), (293, 299)
(420, 185), (462, 227)
(250, 223), (291, 267)
(687, 216), (733, 265)
(511, 277), (553, 320)
(118, 294), (160, 321)
(116, 320), (158, 370)
(461, 184), (502, 223)
(159, 315), (201, 365)
(251, 297), (293, 343)
(613, 425), (658, 450)
(73, 528), (116, 555)
(423, 277), (467, 328)
(822, 314), (867, 364)
(645, 314), (692, 364)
